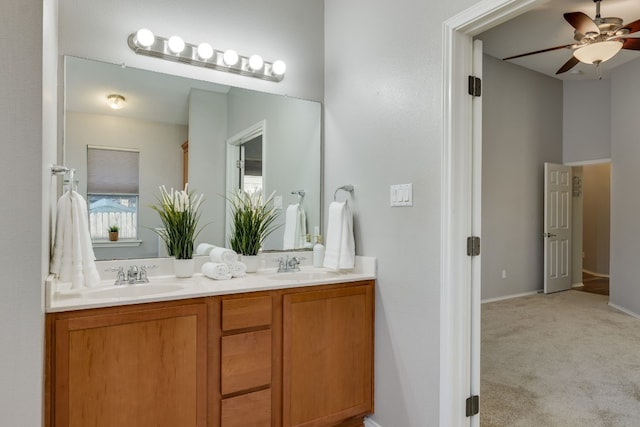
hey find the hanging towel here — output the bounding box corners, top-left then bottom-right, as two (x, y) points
(209, 246), (238, 264)
(323, 201), (355, 270)
(50, 191), (101, 289)
(283, 203), (307, 250)
(201, 262), (232, 280)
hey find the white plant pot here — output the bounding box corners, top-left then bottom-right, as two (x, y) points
(240, 255), (260, 273)
(173, 258), (195, 278)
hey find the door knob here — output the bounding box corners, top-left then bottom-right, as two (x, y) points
(544, 233), (557, 238)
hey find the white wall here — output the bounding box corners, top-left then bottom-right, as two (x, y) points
(0, 0), (57, 424)
(188, 89), (229, 248)
(58, 0), (324, 102)
(481, 55), (563, 300)
(325, 0), (480, 425)
(65, 112), (186, 259)
(610, 58), (640, 313)
(563, 80), (611, 163)
(227, 88), (322, 250)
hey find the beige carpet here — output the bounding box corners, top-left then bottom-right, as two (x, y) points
(481, 290), (640, 426)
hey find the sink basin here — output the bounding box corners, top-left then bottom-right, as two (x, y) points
(83, 283), (185, 299)
(267, 270), (341, 281)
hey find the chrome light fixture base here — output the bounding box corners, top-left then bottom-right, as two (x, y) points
(127, 32), (285, 82)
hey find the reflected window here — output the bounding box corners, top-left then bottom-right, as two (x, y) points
(87, 146), (139, 240)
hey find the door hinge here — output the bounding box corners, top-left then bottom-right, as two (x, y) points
(468, 75), (481, 97)
(236, 159), (244, 169)
(467, 236), (480, 257)
(466, 395), (480, 417)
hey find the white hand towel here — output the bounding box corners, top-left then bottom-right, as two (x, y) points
(228, 261), (247, 278)
(209, 246), (238, 264)
(201, 262), (232, 280)
(283, 204), (307, 250)
(323, 201), (355, 270)
(50, 191), (100, 289)
(195, 243), (216, 256)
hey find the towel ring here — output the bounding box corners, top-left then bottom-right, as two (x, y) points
(333, 185), (354, 201)
(291, 190), (305, 202)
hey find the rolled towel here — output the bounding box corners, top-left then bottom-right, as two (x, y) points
(201, 262), (232, 280)
(195, 243), (216, 256)
(210, 246), (238, 264)
(228, 261), (247, 278)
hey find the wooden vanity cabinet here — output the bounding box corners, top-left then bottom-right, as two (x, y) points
(46, 280), (374, 427)
(46, 299), (208, 427)
(282, 283), (374, 427)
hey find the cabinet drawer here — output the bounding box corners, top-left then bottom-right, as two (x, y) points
(221, 388), (271, 427)
(221, 329), (272, 395)
(222, 295), (272, 331)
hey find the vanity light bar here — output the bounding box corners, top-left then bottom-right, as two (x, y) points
(127, 30), (286, 82)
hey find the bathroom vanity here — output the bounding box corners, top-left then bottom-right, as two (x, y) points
(44, 258), (375, 427)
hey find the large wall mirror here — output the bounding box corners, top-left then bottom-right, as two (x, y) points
(64, 56), (321, 260)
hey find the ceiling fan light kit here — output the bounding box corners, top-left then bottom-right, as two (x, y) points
(503, 0), (640, 77)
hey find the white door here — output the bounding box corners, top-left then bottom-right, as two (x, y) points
(544, 162), (572, 294)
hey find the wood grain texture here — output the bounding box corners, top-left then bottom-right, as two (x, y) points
(221, 388), (272, 427)
(221, 329), (272, 395)
(54, 303), (207, 427)
(222, 295), (272, 331)
(282, 283), (374, 427)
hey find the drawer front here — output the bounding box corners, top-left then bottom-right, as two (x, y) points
(221, 329), (272, 395)
(222, 295), (272, 331)
(221, 388), (271, 427)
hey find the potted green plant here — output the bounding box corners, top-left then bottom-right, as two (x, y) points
(108, 225), (119, 241)
(151, 184), (206, 277)
(226, 189), (280, 272)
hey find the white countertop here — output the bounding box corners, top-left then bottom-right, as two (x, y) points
(46, 256), (376, 313)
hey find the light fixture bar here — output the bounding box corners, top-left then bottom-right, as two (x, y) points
(127, 32), (285, 82)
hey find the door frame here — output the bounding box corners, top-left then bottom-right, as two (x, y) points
(440, 0), (545, 425)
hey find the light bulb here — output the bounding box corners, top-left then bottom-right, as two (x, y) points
(107, 94), (126, 110)
(168, 35), (185, 54)
(197, 43), (214, 60)
(223, 49), (239, 66)
(272, 60), (286, 76)
(136, 29), (155, 48)
(249, 54), (264, 71)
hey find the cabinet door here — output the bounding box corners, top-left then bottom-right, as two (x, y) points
(282, 283), (374, 427)
(53, 303), (207, 427)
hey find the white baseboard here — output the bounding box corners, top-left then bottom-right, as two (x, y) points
(582, 269), (610, 279)
(608, 302), (640, 320)
(572, 282), (584, 288)
(481, 290), (541, 304)
(364, 417), (383, 427)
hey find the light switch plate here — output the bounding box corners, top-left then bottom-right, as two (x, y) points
(274, 195), (283, 210)
(390, 183), (413, 207)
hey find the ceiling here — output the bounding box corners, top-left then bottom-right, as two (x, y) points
(477, 0), (640, 80)
(65, 56), (230, 125)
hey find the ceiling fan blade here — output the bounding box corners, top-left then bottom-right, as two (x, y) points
(564, 12), (600, 35)
(503, 44), (574, 61)
(622, 38), (640, 50)
(556, 56), (580, 75)
(620, 19), (640, 34)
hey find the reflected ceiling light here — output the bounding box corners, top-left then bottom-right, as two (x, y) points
(127, 29), (285, 82)
(107, 94), (126, 110)
(248, 54), (264, 71)
(197, 42), (214, 60)
(135, 28), (155, 48)
(167, 35), (185, 54)
(272, 60), (287, 76)
(223, 49), (239, 66)
(573, 40), (623, 65)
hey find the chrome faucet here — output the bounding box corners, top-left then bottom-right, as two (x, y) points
(127, 265), (139, 284)
(276, 256), (304, 273)
(106, 265), (156, 285)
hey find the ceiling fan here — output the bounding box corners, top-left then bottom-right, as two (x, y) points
(503, 0), (640, 76)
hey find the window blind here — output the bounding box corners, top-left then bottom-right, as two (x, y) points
(87, 146), (139, 194)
